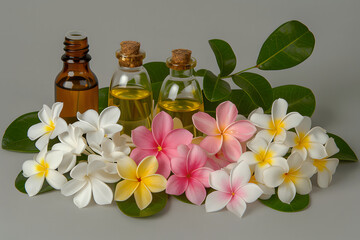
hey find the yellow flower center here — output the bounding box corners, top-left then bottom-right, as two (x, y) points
(157, 146), (162, 151)
(256, 149), (274, 167)
(44, 120), (55, 132)
(249, 175), (258, 184)
(231, 192), (235, 196)
(35, 158), (49, 177)
(283, 169), (300, 183)
(313, 159), (327, 172)
(295, 132), (310, 149)
(268, 119), (285, 136)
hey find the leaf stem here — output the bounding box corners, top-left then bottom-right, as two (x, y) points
(221, 65), (258, 79)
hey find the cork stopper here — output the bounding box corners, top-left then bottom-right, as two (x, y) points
(116, 41), (145, 68)
(167, 49), (196, 70)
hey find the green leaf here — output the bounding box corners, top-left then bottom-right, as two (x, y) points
(232, 72), (273, 109)
(271, 85), (316, 117)
(209, 39), (237, 77)
(116, 191), (168, 218)
(260, 193), (310, 212)
(144, 62), (169, 104)
(257, 20), (315, 70)
(194, 69), (208, 77)
(2, 112), (40, 153)
(328, 133), (358, 162)
(99, 87), (109, 112)
(203, 89), (257, 118)
(15, 171), (55, 194)
(203, 70), (231, 102)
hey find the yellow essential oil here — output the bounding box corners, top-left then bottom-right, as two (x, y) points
(157, 99), (203, 136)
(109, 87), (153, 136)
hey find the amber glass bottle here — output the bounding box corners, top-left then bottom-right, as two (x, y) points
(108, 41), (153, 136)
(55, 31), (99, 123)
(157, 49), (203, 136)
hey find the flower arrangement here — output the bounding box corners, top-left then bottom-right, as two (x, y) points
(2, 20), (357, 218)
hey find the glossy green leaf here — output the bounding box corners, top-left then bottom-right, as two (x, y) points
(116, 191), (168, 218)
(2, 112), (40, 153)
(203, 89), (257, 118)
(203, 70), (231, 102)
(15, 171), (55, 194)
(144, 62), (169, 103)
(260, 193), (310, 212)
(270, 85), (316, 117)
(257, 20), (315, 70)
(232, 72), (273, 109)
(194, 69), (208, 77)
(328, 133), (358, 162)
(99, 87), (109, 112)
(209, 39), (237, 77)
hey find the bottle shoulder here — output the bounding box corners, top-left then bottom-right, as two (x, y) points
(110, 65), (151, 91)
(55, 71), (98, 90)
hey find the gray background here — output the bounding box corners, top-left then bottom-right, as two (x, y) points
(1, 0), (359, 239)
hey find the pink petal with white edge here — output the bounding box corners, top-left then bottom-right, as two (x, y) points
(209, 170), (231, 192)
(221, 134), (242, 162)
(224, 120), (257, 142)
(271, 98), (288, 123)
(170, 157), (187, 176)
(226, 195), (247, 218)
(278, 181), (296, 204)
(216, 101), (238, 132)
(152, 111), (173, 145)
(200, 135), (223, 154)
(185, 178), (207, 205)
(155, 151), (171, 178)
(187, 145), (207, 172)
(237, 183), (263, 203)
(205, 191), (232, 212)
(191, 168), (212, 188)
(162, 128), (193, 149)
(325, 138), (339, 157)
(131, 126), (157, 149)
(230, 161), (251, 191)
(282, 112), (304, 130)
(27, 123), (47, 140)
(166, 175), (188, 195)
(249, 113), (272, 129)
(295, 116), (312, 134)
(130, 148), (158, 165)
(192, 112), (219, 135)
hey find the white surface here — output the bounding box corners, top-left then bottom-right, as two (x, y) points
(0, 0), (359, 239)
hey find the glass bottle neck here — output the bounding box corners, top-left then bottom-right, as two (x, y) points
(170, 68), (194, 78)
(62, 61), (91, 72)
(118, 65), (143, 72)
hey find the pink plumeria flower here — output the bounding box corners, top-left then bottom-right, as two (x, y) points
(192, 101), (257, 162)
(166, 145), (213, 205)
(205, 161), (263, 218)
(130, 111), (193, 178)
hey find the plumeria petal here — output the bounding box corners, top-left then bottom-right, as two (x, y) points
(307, 127), (328, 144)
(270, 157), (289, 172)
(295, 116), (312, 134)
(185, 178), (206, 205)
(72, 120), (96, 133)
(278, 181), (296, 204)
(152, 111), (173, 145)
(222, 134), (242, 162)
(73, 182), (92, 208)
(142, 174), (167, 193)
(272, 99), (288, 123)
(230, 161), (251, 190)
(87, 130), (105, 146)
(99, 106), (120, 127)
(61, 179), (86, 196)
(187, 145), (207, 172)
(284, 131), (297, 147)
(46, 170), (67, 189)
(51, 102), (63, 118)
(134, 182), (152, 210)
(273, 128), (287, 143)
(281, 112), (303, 130)
(192, 112), (219, 135)
(209, 170), (231, 192)
(93, 168), (121, 183)
(166, 175), (188, 195)
(25, 174), (45, 197)
(170, 157), (187, 176)
(156, 152), (171, 178)
(27, 123), (47, 140)
(131, 126), (157, 149)
(35, 134), (51, 150)
(50, 118), (67, 139)
(268, 143), (289, 157)
(293, 177), (312, 195)
(114, 180), (139, 201)
(177, 144), (190, 158)
(263, 166), (286, 188)
(45, 150), (63, 169)
(216, 101), (238, 132)
(325, 138), (340, 157)
(191, 168), (212, 188)
(87, 160), (106, 175)
(130, 148), (158, 164)
(38, 105), (52, 125)
(291, 147), (307, 161)
(287, 153), (304, 170)
(162, 129), (193, 149)
(200, 135), (223, 154)
(205, 191), (232, 212)
(22, 160), (38, 177)
(226, 195), (247, 218)
(307, 143), (328, 159)
(116, 156), (137, 180)
(91, 178), (113, 205)
(325, 158), (339, 175)
(299, 162), (317, 178)
(137, 156), (158, 178)
(70, 162), (87, 180)
(224, 120), (256, 142)
(317, 170), (332, 188)
(247, 136), (269, 153)
(237, 183), (263, 203)
(102, 124), (123, 135)
(77, 110), (99, 129)
(239, 151), (257, 165)
(250, 113), (272, 129)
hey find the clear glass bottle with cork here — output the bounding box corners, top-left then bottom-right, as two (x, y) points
(157, 49), (203, 136)
(108, 41), (153, 136)
(55, 31), (99, 123)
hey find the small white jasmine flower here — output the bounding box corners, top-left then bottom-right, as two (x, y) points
(263, 152), (316, 204)
(239, 135), (289, 182)
(309, 138), (339, 188)
(250, 98), (303, 143)
(73, 106), (123, 145)
(285, 116), (329, 160)
(52, 125), (86, 173)
(27, 102), (67, 150)
(61, 160), (120, 208)
(22, 146), (67, 196)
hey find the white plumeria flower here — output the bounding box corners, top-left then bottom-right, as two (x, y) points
(263, 152), (316, 204)
(205, 161), (263, 218)
(88, 135), (131, 174)
(309, 138), (339, 188)
(250, 98), (303, 143)
(73, 106), (123, 145)
(28, 102), (67, 150)
(52, 125), (87, 174)
(285, 116), (329, 160)
(61, 160), (120, 208)
(239, 135), (289, 182)
(22, 146), (67, 196)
